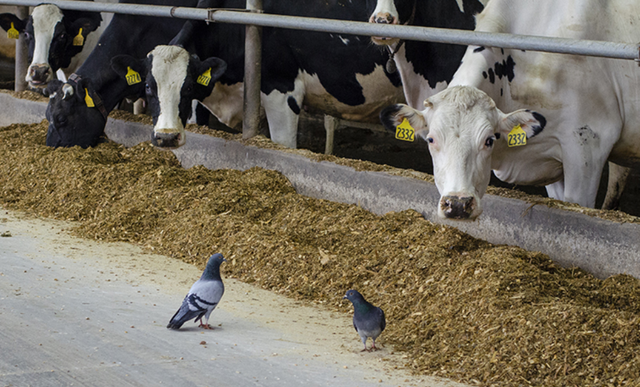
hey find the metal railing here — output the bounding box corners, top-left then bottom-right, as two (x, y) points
(3, 0), (640, 137)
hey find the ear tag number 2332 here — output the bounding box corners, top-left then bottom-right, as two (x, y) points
(395, 118), (415, 142)
(508, 124), (527, 147)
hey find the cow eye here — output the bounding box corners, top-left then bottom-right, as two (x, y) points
(485, 136), (495, 147)
(427, 137), (434, 144)
(145, 83), (151, 93)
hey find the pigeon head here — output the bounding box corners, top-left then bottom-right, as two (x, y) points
(201, 253), (226, 281)
(343, 289), (366, 304)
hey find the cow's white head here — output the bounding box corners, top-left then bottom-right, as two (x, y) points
(0, 4), (102, 88)
(27, 5), (64, 86)
(111, 45), (227, 149)
(368, 0), (401, 45)
(380, 86), (546, 220)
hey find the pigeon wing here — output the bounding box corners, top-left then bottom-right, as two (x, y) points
(167, 292), (207, 329)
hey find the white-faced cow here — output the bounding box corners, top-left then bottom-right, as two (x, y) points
(44, 0), (200, 148)
(111, 0), (406, 149)
(111, 45), (227, 148)
(0, 3), (103, 89)
(380, 0), (640, 220)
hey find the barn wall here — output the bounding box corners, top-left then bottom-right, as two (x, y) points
(0, 92), (638, 280)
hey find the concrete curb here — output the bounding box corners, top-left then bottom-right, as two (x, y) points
(1, 92), (638, 279)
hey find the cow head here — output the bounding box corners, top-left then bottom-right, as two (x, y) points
(44, 78), (107, 148)
(380, 86), (546, 220)
(111, 45), (226, 149)
(368, 0), (415, 45)
(0, 4), (101, 89)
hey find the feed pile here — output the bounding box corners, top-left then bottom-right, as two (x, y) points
(1, 121), (639, 386)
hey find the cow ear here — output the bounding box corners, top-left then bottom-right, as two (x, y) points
(0, 13), (26, 33)
(194, 57), (227, 88)
(498, 109), (546, 139)
(380, 103), (429, 139)
(69, 14), (102, 37)
(111, 55), (147, 85)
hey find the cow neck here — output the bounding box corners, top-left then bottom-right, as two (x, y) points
(386, 0), (417, 73)
(67, 73), (109, 123)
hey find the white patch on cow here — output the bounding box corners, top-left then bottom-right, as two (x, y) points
(371, 0), (398, 22)
(27, 4), (64, 83)
(297, 66), (404, 123)
(339, 36), (350, 45)
(456, 0), (465, 13)
(201, 81), (245, 130)
(150, 45), (189, 137)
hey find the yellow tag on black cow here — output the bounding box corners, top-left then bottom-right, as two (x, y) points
(395, 118), (415, 142)
(7, 23), (19, 40)
(125, 66), (141, 85)
(197, 68), (212, 86)
(507, 124), (527, 147)
(73, 28), (84, 46)
(84, 88), (95, 107)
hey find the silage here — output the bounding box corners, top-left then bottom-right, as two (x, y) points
(1, 121), (639, 386)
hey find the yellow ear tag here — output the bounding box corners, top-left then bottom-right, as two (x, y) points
(395, 118), (415, 142)
(7, 22), (19, 40)
(125, 66), (141, 85)
(73, 28), (84, 46)
(507, 124), (527, 147)
(197, 68), (212, 86)
(84, 88), (95, 107)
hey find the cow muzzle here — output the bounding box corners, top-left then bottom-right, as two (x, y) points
(26, 64), (53, 87)
(369, 13), (399, 45)
(439, 195), (478, 220)
(152, 129), (185, 149)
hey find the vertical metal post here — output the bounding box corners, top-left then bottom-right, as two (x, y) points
(242, 0), (262, 139)
(14, 6), (28, 92)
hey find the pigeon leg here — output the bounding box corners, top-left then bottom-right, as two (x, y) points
(199, 323), (214, 329)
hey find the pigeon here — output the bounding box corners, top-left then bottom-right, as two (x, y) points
(167, 253), (226, 330)
(343, 289), (386, 352)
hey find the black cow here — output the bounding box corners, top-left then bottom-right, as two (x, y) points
(110, 0), (405, 149)
(44, 0), (199, 148)
(0, 3), (102, 88)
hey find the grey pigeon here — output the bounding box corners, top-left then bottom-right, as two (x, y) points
(343, 289), (386, 351)
(167, 253), (226, 330)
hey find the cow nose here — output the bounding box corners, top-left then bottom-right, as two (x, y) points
(152, 131), (184, 149)
(373, 12), (396, 24)
(28, 64), (51, 84)
(440, 195), (475, 220)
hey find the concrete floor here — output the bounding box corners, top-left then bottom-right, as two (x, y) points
(0, 209), (468, 387)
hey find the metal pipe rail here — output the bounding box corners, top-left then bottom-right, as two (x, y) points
(2, 0), (639, 61)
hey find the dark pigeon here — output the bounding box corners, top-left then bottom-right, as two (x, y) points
(167, 253), (226, 330)
(343, 289), (386, 351)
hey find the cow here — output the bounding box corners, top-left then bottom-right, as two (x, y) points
(0, 2), (103, 89)
(110, 0), (405, 149)
(368, 0), (486, 110)
(44, 0), (200, 148)
(379, 0), (640, 220)
(111, 45), (227, 148)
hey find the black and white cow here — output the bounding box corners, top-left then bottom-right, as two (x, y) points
(44, 0), (200, 148)
(0, 2), (103, 88)
(369, 0), (486, 109)
(111, 0), (405, 149)
(380, 0), (640, 219)
(111, 45), (227, 148)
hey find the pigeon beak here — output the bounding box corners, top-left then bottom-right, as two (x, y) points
(342, 295), (348, 299)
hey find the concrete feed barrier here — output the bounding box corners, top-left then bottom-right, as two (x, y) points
(0, 92), (638, 280)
